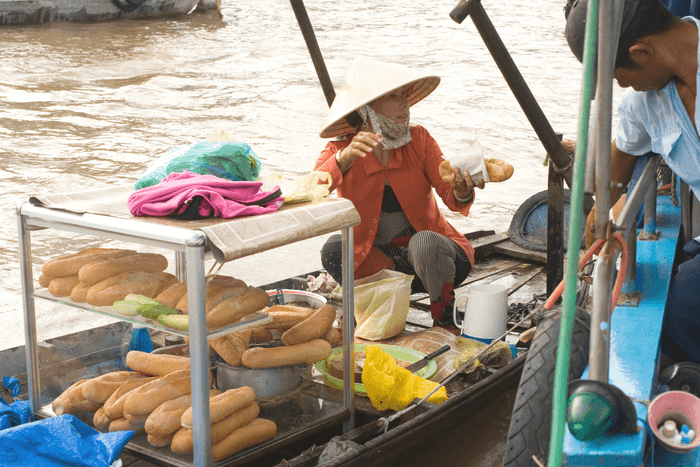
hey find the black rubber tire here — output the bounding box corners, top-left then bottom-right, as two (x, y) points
(502, 306), (591, 467)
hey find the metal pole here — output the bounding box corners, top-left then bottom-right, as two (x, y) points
(449, 0), (575, 188)
(341, 226), (355, 433)
(289, 0), (363, 126)
(588, 245), (616, 382)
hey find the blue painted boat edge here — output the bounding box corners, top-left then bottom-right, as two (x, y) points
(563, 195), (692, 466)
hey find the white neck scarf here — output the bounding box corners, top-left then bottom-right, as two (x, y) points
(361, 105), (412, 150)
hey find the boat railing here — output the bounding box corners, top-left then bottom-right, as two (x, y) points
(588, 153), (661, 382)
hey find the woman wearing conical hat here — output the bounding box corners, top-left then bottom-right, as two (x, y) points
(314, 57), (485, 330)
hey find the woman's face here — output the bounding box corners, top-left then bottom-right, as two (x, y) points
(368, 85), (411, 124)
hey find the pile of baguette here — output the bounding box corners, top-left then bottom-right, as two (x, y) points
(51, 351), (276, 461)
(226, 303), (340, 369)
(39, 247), (177, 307)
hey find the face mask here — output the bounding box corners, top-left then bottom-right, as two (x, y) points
(361, 105), (412, 150)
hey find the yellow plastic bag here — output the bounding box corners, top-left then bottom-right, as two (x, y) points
(453, 337), (512, 372)
(353, 270), (414, 341)
(362, 345), (448, 411)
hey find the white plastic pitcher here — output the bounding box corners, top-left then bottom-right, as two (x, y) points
(453, 283), (508, 343)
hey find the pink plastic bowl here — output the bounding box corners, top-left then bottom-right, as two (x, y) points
(647, 390), (700, 453)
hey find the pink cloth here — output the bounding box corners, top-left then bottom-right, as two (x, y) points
(128, 171), (283, 218)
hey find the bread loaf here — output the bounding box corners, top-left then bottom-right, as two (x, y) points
(125, 350), (190, 376)
(484, 158), (514, 182)
(211, 418), (277, 461)
(180, 386), (256, 428)
(264, 305), (316, 331)
(70, 282), (91, 303)
(207, 287), (269, 330)
(79, 252), (169, 286)
(176, 275), (247, 314)
(86, 271), (178, 307)
(170, 402), (260, 454)
(124, 412), (150, 425)
(210, 330), (251, 367)
(156, 282), (188, 308)
(281, 304), (336, 346)
(147, 433), (175, 447)
(93, 406), (112, 431)
(109, 416), (146, 434)
(144, 389), (221, 438)
(103, 377), (158, 420)
(48, 275), (81, 298)
(123, 369), (212, 418)
(249, 326), (274, 344)
(38, 274), (52, 288)
(51, 379), (102, 415)
(82, 371), (149, 403)
(242, 339), (332, 369)
(42, 249), (135, 278)
(321, 327), (343, 347)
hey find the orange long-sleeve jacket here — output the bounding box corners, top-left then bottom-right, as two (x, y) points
(314, 125), (475, 276)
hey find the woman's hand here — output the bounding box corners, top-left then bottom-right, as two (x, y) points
(439, 161), (485, 201)
(336, 131), (382, 172)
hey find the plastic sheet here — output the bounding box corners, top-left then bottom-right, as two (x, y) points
(362, 345), (447, 411)
(353, 270), (414, 341)
(0, 415), (133, 467)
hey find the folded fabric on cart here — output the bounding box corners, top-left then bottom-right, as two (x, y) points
(128, 171), (284, 220)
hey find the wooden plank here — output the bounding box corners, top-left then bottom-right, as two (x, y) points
(493, 239), (547, 264)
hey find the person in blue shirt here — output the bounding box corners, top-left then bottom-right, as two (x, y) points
(565, 0), (700, 364)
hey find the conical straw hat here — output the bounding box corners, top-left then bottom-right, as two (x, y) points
(320, 57), (440, 139)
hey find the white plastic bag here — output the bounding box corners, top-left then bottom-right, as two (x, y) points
(353, 270), (414, 341)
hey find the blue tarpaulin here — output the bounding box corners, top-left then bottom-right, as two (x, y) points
(0, 415), (134, 467)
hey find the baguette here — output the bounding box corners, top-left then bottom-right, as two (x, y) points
(123, 369), (212, 418)
(42, 249), (136, 278)
(484, 158), (514, 182)
(249, 326), (274, 344)
(241, 339), (332, 369)
(207, 287), (269, 330)
(281, 304), (336, 346)
(264, 305), (316, 331)
(82, 371), (149, 403)
(180, 386), (256, 428)
(48, 275), (81, 298)
(70, 282), (91, 303)
(211, 418), (277, 461)
(176, 275), (247, 314)
(38, 274), (52, 288)
(86, 271), (178, 307)
(148, 433), (176, 447)
(321, 327), (343, 347)
(210, 330), (251, 367)
(103, 377), (158, 420)
(124, 412), (150, 425)
(156, 282), (188, 308)
(205, 279), (248, 312)
(79, 252), (169, 286)
(170, 402), (260, 454)
(125, 350), (190, 376)
(52, 379), (102, 415)
(93, 406), (112, 431)
(109, 416), (146, 434)
(144, 389), (221, 438)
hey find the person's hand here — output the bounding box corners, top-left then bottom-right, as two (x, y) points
(336, 131), (382, 170)
(439, 161), (485, 200)
(585, 204), (596, 250)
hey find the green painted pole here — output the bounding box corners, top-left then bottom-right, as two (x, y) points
(547, 0), (598, 464)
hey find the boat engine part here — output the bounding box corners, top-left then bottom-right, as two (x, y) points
(658, 362), (700, 398)
(565, 379), (638, 441)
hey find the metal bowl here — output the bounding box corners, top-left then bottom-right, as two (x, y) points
(215, 359), (308, 399)
(266, 289), (326, 309)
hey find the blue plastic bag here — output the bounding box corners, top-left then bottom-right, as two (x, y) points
(0, 415), (134, 466)
(0, 397), (32, 430)
(135, 140), (261, 190)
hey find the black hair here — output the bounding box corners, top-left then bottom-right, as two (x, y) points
(565, 0), (678, 69)
(615, 0), (677, 69)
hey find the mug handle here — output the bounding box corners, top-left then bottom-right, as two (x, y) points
(454, 294), (468, 328)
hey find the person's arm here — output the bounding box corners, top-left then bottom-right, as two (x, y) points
(585, 141), (638, 247)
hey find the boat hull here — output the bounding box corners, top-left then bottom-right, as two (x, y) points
(0, 0), (203, 25)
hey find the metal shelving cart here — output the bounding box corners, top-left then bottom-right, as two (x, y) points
(17, 192), (360, 467)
